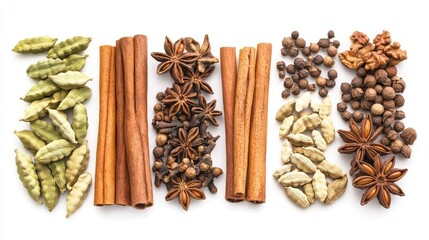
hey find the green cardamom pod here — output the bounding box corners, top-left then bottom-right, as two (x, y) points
(15, 149), (42, 204)
(50, 90), (69, 108)
(47, 36), (91, 59)
(72, 103), (88, 145)
(35, 162), (59, 211)
(65, 142), (89, 190)
(22, 79), (60, 102)
(14, 130), (46, 154)
(30, 120), (63, 143)
(26, 58), (66, 80)
(66, 172), (92, 218)
(64, 54), (88, 72)
(48, 160), (67, 193)
(50, 71), (92, 90)
(35, 139), (75, 164)
(47, 109), (77, 144)
(57, 86), (91, 111)
(21, 97), (52, 122)
(12, 36), (57, 54)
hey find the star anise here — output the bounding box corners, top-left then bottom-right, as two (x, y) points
(162, 84), (197, 116)
(184, 34), (219, 73)
(151, 37), (199, 83)
(183, 66), (215, 94)
(192, 95), (222, 126)
(353, 155), (407, 208)
(338, 114), (391, 176)
(165, 176), (206, 211)
(170, 127), (204, 160)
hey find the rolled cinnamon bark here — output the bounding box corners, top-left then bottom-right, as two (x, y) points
(133, 35), (153, 207)
(120, 37), (147, 209)
(104, 46), (116, 205)
(246, 43), (272, 203)
(114, 40), (131, 206)
(220, 47), (243, 202)
(94, 46), (112, 206)
(233, 47), (256, 198)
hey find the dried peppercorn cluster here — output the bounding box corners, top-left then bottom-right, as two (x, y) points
(276, 30), (340, 98)
(337, 31), (416, 158)
(151, 35), (223, 211)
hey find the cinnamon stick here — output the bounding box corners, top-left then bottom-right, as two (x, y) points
(104, 46), (116, 205)
(247, 43), (272, 203)
(120, 37), (147, 209)
(133, 35), (153, 207)
(94, 46), (111, 206)
(233, 47), (256, 198)
(220, 47), (243, 202)
(115, 40), (131, 206)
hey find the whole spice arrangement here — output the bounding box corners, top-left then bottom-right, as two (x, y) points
(337, 30), (416, 158)
(274, 94), (348, 207)
(221, 43), (272, 203)
(277, 30), (340, 98)
(151, 35), (223, 210)
(94, 35), (153, 209)
(338, 114), (407, 208)
(13, 35), (92, 217)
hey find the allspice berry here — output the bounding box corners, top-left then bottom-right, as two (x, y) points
(294, 57), (305, 69)
(284, 78), (293, 88)
(327, 46), (337, 57)
(318, 88), (328, 97)
(297, 69), (309, 79)
(385, 65), (397, 77)
(313, 55), (324, 65)
(298, 79), (309, 89)
(323, 56), (335, 67)
(394, 110), (406, 120)
(400, 145), (412, 158)
(357, 67), (366, 78)
(307, 84), (316, 92)
(309, 66), (321, 77)
(380, 77), (391, 86)
(318, 38), (330, 48)
(295, 38), (306, 48)
(282, 89), (290, 98)
(286, 64), (296, 74)
(340, 82), (352, 93)
(282, 37), (294, 48)
(309, 43), (320, 53)
(393, 79), (406, 93)
(373, 116), (383, 126)
(400, 128), (417, 145)
(351, 88), (364, 100)
(374, 69), (388, 82)
(371, 103), (384, 116)
(390, 139), (404, 154)
(337, 102), (347, 112)
(326, 80), (336, 88)
(327, 69), (337, 80)
(156, 134), (168, 146)
(361, 100), (373, 110)
(291, 84), (301, 95)
(332, 40), (340, 48)
(281, 48), (288, 56)
(383, 100), (395, 111)
(380, 137), (391, 146)
(352, 111), (364, 122)
(276, 61), (286, 71)
(342, 93), (352, 103)
(153, 146), (164, 158)
(341, 111), (352, 121)
(156, 92), (165, 100)
(301, 47), (311, 56)
(279, 70), (285, 79)
(374, 95), (383, 104)
(316, 77), (327, 87)
(327, 30), (335, 39)
(364, 75), (376, 88)
(393, 121), (405, 132)
(394, 94), (405, 107)
(374, 84), (384, 94)
(289, 47), (299, 57)
(291, 74), (300, 82)
(351, 101), (361, 110)
(291, 30), (299, 40)
(154, 102), (163, 112)
(351, 77), (363, 88)
(364, 88), (377, 101)
(386, 130), (398, 141)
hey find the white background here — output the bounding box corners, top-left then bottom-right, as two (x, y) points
(1, 0), (428, 239)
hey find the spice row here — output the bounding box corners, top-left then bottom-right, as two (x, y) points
(12, 30), (416, 215)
